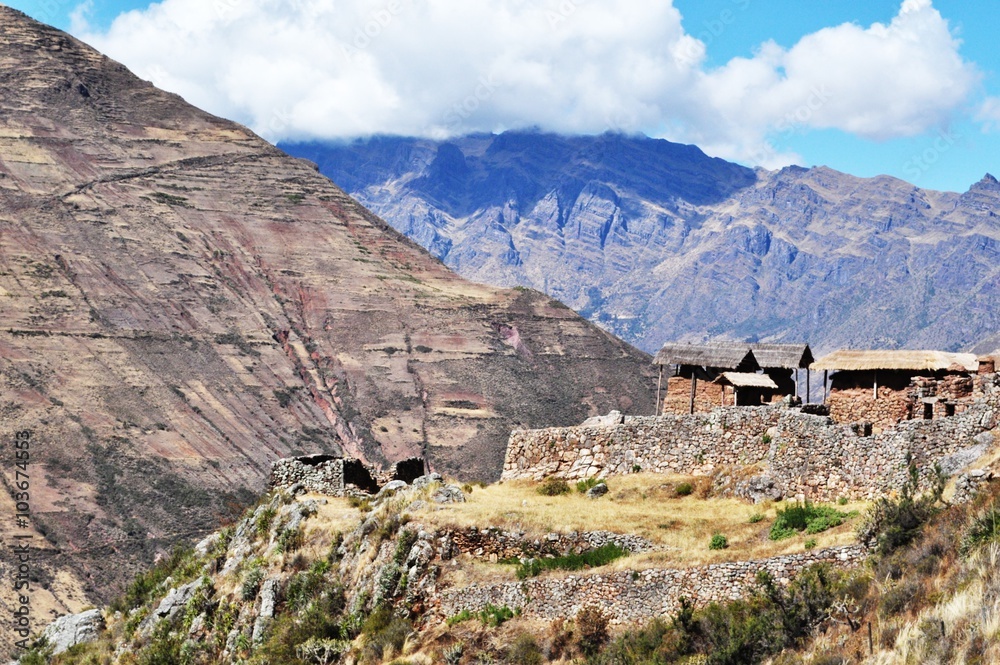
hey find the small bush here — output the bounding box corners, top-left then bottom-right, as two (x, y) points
(709, 534), (729, 550)
(537, 477), (571, 496)
(748, 512), (764, 524)
(804, 538), (817, 550)
(879, 579), (920, 618)
(255, 504), (277, 537)
(507, 633), (544, 664)
(675, 482), (694, 497)
(241, 564), (264, 601)
(478, 603), (516, 627)
(770, 501), (855, 541)
(960, 503), (1000, 555)
(361, 606), (412, 662)
(445, 609), (473, 627)
(838, 497), (849, 505)
(576, 477), (602, 493)
(576, 606), (610, 656)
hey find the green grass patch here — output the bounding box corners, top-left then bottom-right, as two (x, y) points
(576, 477), (603, 493)
(769, 501), (857, 541)
(515, 543), (627, 579)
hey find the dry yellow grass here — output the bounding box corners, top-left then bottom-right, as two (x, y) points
(408, 474), (868, 568)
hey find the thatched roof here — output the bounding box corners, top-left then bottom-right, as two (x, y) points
(715, 372), (779, 389)
(748, 343), (814, 369)
(653, 342), (759, 371)
(810, 350), (979, 373)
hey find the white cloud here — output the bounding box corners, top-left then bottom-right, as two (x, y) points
(73, 0), (978, 167)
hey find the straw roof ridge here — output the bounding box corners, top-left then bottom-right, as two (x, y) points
(747, 343), (814, 369)
(716, 372), (779, 389)
(811, 349), (979, 372)
(653, 341), (758, 370)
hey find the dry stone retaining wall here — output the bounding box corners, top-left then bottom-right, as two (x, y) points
(437, 545), (866, 625)
(503, 378), (1000, 502)
(438, 527), (657, 563)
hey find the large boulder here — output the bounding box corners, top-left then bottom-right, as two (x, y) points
(42, 609), (104, 655)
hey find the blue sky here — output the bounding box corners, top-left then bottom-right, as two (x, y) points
(7, 0), (999, 192)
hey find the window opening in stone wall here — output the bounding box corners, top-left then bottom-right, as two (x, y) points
(923, 403), (934, 420)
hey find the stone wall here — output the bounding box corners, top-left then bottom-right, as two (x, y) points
(827, 386), (911, 432)
(438, 527), (657, 563)
(504, 408), (780, 481)
(437, 545), (867, 625)
(503, 377), (1000, 502)
(662, 376), (727, 415)
(270, 456), (346, 495)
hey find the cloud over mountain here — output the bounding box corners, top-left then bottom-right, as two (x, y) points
(75, 0), (977, 167)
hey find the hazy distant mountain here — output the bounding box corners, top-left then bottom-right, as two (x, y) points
(283, 133), (1000, 355)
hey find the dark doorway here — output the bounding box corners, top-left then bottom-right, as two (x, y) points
(923, 403), (934, 420)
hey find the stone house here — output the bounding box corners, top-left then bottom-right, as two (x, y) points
(653, 342), (759, 414)
(653, 342), (813, 414)
(811, 350), (980, 431)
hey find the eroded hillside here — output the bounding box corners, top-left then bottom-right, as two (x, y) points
(0, 6), (656, 616)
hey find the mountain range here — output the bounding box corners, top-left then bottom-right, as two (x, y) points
(0, 7), (655, 615)
(282, 133), (1000, 355)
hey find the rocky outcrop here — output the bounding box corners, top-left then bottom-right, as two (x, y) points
(41, 609), (104, 656)
(284, 134), (1000, 355)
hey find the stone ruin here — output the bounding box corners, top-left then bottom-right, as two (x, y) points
(269, 453), (425, 496)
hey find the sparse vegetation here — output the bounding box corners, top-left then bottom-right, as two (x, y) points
(675, 482), (694, 497)
(709, 533), (729, 550)
(576, 476), (603, 493)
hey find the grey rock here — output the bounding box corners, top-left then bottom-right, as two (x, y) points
(432, 485), (466, 504)
(42, 609), (104, 655)
(586, 482), (609, 499)
(412, 473), (444, 489)
(581, 411), (624, 427)
(194, 532), (220, 557)
(142, 580), (200, 633)
(938, 443), (990, 476)
(379, 480), (409, 496)
(252, 578), (280, 643)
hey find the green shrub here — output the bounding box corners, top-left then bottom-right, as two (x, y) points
(361, 606), (412, 662)
(515, 544), (627, 579)
(709, 534), (729, 550)
(838, 497), (849, 506)
(960, 503), (1000, 555)
(576, 477), (603, 493)
(277, 527), (304, 553)
(858, 460), (945, 556)
(445, 609), (473, 627)
(804, 539), (817, 550)
(241, 563), (264, 601)
(255, 504), (277, 537)
(478, 603), (516, 627)
(748, 513), (765, 524)
(770, 501), (856, 541)
(577, 606), (610, 656)
(537, 477), (571, 496)
(675, 482), (694, 497)
(507, 633), (543, 664)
